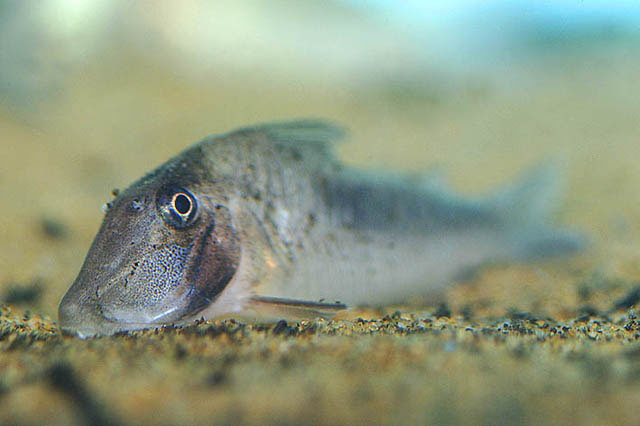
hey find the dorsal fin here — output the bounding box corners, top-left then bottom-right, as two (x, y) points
(227, 119), (346, 159)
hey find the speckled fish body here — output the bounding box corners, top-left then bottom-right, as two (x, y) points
(59, 120), (583, 337)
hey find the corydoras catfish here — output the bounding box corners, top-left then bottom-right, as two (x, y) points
(59, 120), (583, 337)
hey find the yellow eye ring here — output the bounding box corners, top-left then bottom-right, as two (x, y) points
(157, 187), (199, 229)
(171, 192), (193, 216)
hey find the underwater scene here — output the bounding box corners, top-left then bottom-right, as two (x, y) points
(2, 1), (640, 425)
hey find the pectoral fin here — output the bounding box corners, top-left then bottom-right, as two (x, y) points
(248, 296), (347, 319)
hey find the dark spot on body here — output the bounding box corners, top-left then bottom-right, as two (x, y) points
(111, 188), (120, 197)
(129, 261), (139, 276)
(131, 199), (144, 211)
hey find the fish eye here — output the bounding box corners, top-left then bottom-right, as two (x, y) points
(172, 193), (192, 216)
(157, 187), (199, 228)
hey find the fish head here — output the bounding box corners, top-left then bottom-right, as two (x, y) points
(59, 156), (240, 338)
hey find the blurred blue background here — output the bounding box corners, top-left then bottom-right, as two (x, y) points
(1, 0), (639, 110)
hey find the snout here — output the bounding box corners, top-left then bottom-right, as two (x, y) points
(58, 277), (186, 337)
(58, 286), (120, 338)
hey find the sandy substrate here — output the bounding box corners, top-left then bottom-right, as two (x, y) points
(2, 46), (640, 425)
(2, 299), (640, 426)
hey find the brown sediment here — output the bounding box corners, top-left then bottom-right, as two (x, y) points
(2, 292), (640, 425)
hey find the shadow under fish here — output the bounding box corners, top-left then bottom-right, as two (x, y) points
(58, 120), (585, 338)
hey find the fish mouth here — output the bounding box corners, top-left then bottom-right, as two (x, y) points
(58, 301), (119, 339)
(59, 305), (180, 339)
(59, 290), (204, 338)
(98, 301), (191, 326)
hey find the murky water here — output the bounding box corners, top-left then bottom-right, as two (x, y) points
(2, 3), (640, 425)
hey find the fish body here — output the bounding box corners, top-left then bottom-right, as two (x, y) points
(58, 120), (583, 337)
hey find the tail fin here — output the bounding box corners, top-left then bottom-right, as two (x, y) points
(490, 162), (561, 226)
(488, 162), (586, 260)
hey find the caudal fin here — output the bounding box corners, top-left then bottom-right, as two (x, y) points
(488, 162), (586, 260)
